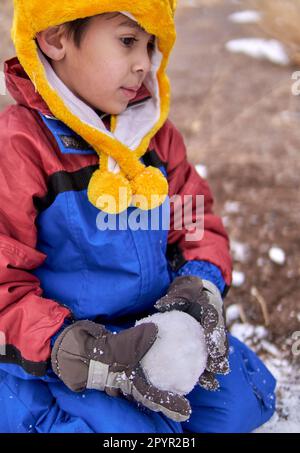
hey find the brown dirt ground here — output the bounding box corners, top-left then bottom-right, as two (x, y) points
(168, 0), (300, 359)
(1, 0), (299, 358)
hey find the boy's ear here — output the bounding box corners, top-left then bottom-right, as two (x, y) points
(36, 26), (67, 61)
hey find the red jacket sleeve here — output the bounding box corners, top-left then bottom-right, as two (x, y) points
(0, 107), (71, 377)
(153, 119), (232, 288)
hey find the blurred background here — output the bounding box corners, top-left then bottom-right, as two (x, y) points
(0, 0), (299, 432)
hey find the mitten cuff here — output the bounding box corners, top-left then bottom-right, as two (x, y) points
(174, 260), (226, 296)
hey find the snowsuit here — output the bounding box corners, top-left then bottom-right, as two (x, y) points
(0, 0), (276, 433)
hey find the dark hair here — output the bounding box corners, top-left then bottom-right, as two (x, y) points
(63, 17), (92, 47)
(63, 12), (120, 47)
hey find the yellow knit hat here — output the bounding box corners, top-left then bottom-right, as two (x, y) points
(11, 0), (177, 214)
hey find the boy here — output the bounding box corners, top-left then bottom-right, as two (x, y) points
(0, 0), (276, 433)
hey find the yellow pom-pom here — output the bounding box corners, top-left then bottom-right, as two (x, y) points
(87, 170), (132, 214)
(131, 166), (169, 211)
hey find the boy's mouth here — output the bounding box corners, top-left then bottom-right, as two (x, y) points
(120, 87), (139, 100)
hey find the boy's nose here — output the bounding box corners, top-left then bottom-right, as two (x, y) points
(132, 51), (152, 75)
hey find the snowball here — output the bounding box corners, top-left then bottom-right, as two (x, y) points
(136, 311), (207, 395)
(268, 246), (286, 265)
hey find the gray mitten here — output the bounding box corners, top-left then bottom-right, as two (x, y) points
(51, 320), (191, 422)
(155, 275), (230, 390)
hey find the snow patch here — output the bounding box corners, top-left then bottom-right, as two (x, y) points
(232, 270), (245, 287)
(268, 246), (286, 265)
(195, 164), (208, 179)
(226, 304), (241, 324)
(255, 355), (300, 433)
(224, 201), (240, 213)
(230, 240), (249, 263)
(226, 38), (289, 66)
(231, 322), (268, 343)
(228, 10), (262, 24)
(180, 0), (198, 7)
(230, 321), (300, 432)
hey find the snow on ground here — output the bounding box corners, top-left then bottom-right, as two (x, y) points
(228, 10), (262, 24)
(226, 5), (289, 66)
(225, 38), (290, 66)
(230, 240), (250, 263)
(226, 304), (241, 325)
(180, 0), (199, 7)
(195, 164), (208, 179)
(255, 357), (300, 433)
(268, 246), (286, 265)
(229, 320), (300, 433)
(224, 200), (240, 214)
(232, 270), (245, 287)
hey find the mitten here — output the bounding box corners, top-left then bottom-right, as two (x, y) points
(51, 320), (190, 421)
(155, 275), (230, 390)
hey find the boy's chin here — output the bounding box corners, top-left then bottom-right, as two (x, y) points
(94, 103), (127, 116)
(109, 102), (129, 115)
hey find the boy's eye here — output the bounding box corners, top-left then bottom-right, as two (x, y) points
(120, 37), (138, 47)
(120, 37), (156, 53)
(148, 41), (155, 52)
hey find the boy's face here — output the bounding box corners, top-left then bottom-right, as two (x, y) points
(37, 13), (155, 115)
